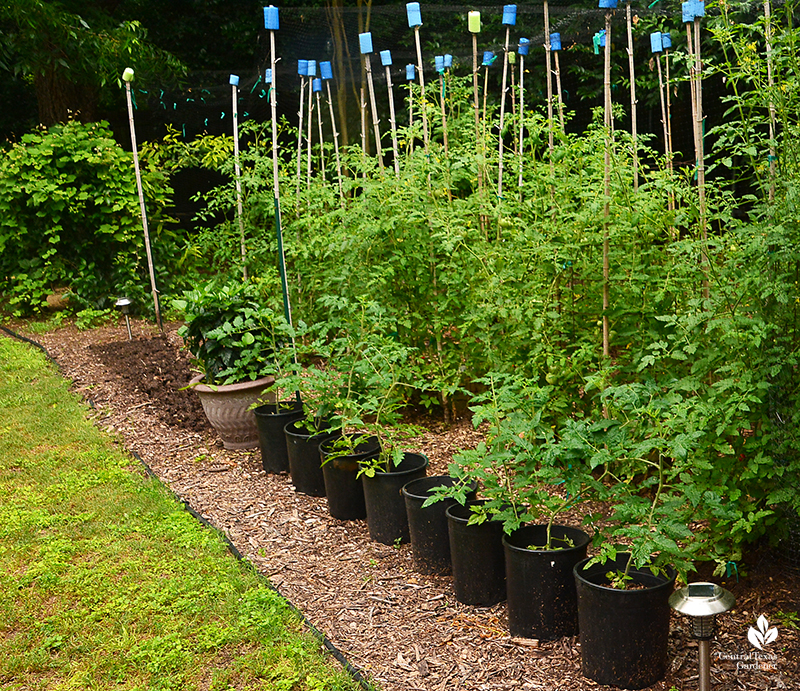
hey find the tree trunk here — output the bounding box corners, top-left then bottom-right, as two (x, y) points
(33, 66), (98, 126)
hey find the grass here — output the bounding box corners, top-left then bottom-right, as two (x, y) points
(0, 335), (364, 691)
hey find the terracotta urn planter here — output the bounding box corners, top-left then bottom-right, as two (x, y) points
(189, 374), (275, 450)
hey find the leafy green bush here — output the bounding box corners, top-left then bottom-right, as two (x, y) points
(0, 119), (175, 316)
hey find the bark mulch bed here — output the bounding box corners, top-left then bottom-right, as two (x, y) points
(7, 318), (800, 691)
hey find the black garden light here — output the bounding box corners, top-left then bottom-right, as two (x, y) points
(669, 582), (735, 691)
(115, 297), (133, 340)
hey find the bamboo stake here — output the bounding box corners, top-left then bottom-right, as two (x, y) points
(518, 37), (529, 191)
(552, 35), (565, 131)
(498, 5), (517, 201)
(313, 79), (326, 182)
(295, 61), (307, 202)
(230, 75), (247, 281)
(626, 0), (638, 191)
(663, 33), (674, 178)
(601, 4), (614, 361)
(765, 0), (777, 202)
(306, 61), (316, 193)
(469, 11), (484, 224)
(122, 68), (163, 333)
(381, 50), (401, 177)
(407, 3), (430, 155)
(509, 51), (519, 159)
(406, 64), (416, 155)
(693, 8), (708, 300)
(435, 55), (449, 155)
(321, 61), (344, 198)
(544, 0), (555, 163)
(360, 32), (385, 174)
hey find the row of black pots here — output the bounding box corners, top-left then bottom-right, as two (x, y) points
(253, 402), (675, 690)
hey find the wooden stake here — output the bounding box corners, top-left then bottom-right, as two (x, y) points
(231, 79), (247, 281)
(626, 0), (638, 191)
(603, 11), (613, 361)
(296, 71), (306, 202)
(323, 78), (344, 198)
(124, 76), (163, 333)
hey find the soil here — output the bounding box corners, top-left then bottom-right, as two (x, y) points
(6, 318), (800, 691)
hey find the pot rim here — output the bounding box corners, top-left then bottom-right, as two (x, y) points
(189, 373), (275, 394)
(371, 451), (429, 478)
(573, 553), (677, 592)
(502, 524), (592, 554)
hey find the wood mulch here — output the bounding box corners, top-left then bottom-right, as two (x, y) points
(6, 318), (799, 691)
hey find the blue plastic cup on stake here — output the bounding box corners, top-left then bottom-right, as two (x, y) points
(435, 55), (445, 73)
(482, 51), (495, 67)
(298, 60), (308, 76)
(650, 32), (663, 53)
(518, 37), (530, 56)
(598, 0), (617, 8)
(682, 1), (694, 22)
(263, 5), (279, 30)
(406, 2), (422, 27)
(503, 4), (517, 26)
(265, 68), (273, 84)
(312, 78), (322, 93)
(307, 60), (317, 77)
(550, 33), (562, 51)
(229, 74), (240, 86)
(444, 54), (453, 68)
(380, 50), (392, 66)
(694, 0), (705, 17)
(406, 64), (416, 80)
(359, 32), (373, 54)
(321, 61), (333, 80)
(662, 32), (672, 49)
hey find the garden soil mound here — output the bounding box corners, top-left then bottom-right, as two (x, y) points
(9, 318), (800, 691)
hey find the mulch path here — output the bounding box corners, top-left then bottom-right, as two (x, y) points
(5, 318), (799, 691)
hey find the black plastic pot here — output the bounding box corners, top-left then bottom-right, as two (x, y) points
(319, 434), (380, 520)
(402, 476), (477, 575)
(503, 525), (590, 640)
(254, 399), (305, 473)
(362, 452), (428, 545)
(446, 500), (506, 606)
(284, 420), (338, 497)
(573, 554), (677, 689)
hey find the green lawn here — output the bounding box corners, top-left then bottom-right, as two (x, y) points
(0, 335), (363, 691)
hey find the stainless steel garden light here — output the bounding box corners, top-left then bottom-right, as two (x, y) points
(115, 297), (133, 340)
(669, 582), (735, 691)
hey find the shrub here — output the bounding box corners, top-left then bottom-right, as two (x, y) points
(0, 119), (175, 316)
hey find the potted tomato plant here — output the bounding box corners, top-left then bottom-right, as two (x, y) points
(172, 279), (278, 449)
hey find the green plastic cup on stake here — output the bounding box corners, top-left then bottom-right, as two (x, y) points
(122, 67), (163, 333)
(469, 11), (484, 224)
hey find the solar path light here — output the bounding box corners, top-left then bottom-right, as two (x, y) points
(669, 582), (735, 691)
